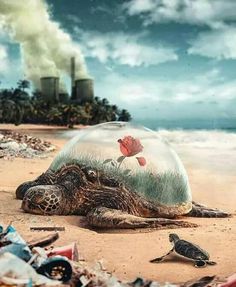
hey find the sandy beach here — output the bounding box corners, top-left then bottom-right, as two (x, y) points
(0, 124), (235, 284)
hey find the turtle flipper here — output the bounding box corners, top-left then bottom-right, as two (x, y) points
(86, 207), (197, 229)
(150, 248), (174, 263)
(187, 201), (230, 218)
(16, 180), (39, 200)
(16, 170), (56, 200)
(206, 261), (217, 266)
(194, 260), (207, 268)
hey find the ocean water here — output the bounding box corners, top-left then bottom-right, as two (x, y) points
(134, 118), (236, 132)
(60, 120), (236, 175)
(132, 118), (236, 153)
(61, 119), (236, 153)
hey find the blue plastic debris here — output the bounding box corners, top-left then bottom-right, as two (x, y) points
(0, 224), (32, 261)
(0, 224), (73, 283)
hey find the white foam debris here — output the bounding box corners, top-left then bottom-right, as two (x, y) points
(0, 252), (60, 286)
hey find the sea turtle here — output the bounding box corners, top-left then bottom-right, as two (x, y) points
(15, 122), (230, 229)
(150, 233), (216, 267)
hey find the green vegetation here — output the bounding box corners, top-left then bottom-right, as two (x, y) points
(0, 79), (131, 127)
(128, 171), (189, 205)
(50, 155), (189, 205)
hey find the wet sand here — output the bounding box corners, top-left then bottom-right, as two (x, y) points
(0, 124), (235, 284)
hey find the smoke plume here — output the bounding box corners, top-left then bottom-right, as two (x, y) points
(0, 0), (88, 89)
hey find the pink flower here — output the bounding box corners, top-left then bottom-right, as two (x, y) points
(136, 157), (146, 166)
(118, 136), (143, 157)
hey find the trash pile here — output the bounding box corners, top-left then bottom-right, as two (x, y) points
(0, 224), (235, 287)
(0, 131), (55, 159)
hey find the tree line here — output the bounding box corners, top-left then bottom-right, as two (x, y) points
(0, 80), (131, 128)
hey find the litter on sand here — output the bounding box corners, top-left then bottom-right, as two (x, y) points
(0, 131), (55, 159)
(0, 223), (234, 287)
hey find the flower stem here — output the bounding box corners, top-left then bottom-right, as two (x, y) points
(117, 157), (126, 170)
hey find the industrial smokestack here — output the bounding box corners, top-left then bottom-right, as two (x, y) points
(71, 57), (76, 98)
(0, 0), (88, 89)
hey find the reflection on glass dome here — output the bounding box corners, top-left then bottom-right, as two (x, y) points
(50, 122), (192, 207)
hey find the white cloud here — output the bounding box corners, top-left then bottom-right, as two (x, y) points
(66, 14), (82, 25)
(0, 44), (9, 73)
(0, 17), (8, 40)
(124, 0), (157, 15)
(74, 28), (178, 67)
(123, 0), (236, 27)
(123, 0), (236, 61)
(188, 26), (236, 59)
(94, 68), (236, 119)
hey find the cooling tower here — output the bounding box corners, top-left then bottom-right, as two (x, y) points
(72, 78), (94, 104)
(40, 77), (59, 103)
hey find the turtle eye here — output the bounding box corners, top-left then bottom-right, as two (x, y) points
(88, 169), (96, 176)
(87, 169), (97, 181)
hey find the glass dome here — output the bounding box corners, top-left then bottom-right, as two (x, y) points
(50, 122), (192, 208)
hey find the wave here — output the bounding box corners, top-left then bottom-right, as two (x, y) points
(157, 129), (236, 150)
(62, 126), (236, 151)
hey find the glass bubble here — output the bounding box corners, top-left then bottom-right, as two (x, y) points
(50, 122), (192, 207)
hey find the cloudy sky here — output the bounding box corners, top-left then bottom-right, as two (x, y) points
(1, 0), (236, 123)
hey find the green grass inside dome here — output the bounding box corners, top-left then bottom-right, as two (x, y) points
(50, 154), (190, 205)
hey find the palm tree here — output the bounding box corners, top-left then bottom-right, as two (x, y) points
(111, 105), (119, 121)
(0, 89), (16, 123)
(17, 79), (30, 91)
(89, 97), (103, 124)
(118, 109), (132, 122)
(101, 98), (109, 106)
(11, 88), (32, 125)
(0, 79), (133, 127)
(47, 103), (90, 128)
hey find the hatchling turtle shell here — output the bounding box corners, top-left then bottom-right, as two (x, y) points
(150, 233), (216, 267)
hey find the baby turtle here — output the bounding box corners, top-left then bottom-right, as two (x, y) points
(150, 233), (216, 267)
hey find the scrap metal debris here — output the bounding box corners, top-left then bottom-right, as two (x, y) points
(0, 131), (55, 159)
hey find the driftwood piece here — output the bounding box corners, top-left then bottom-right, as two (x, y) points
(27, 233), (59, 249)
(30, 226), (65, 231)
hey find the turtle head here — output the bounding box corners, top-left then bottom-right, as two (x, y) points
(22, 185), (64, 215)
(169, 233), (179, 243)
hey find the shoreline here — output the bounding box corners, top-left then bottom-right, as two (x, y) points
(0, 123), (87, 131)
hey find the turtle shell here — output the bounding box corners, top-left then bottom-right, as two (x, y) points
(49, 122), (192, 212)
(174, 239), (209, 261)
